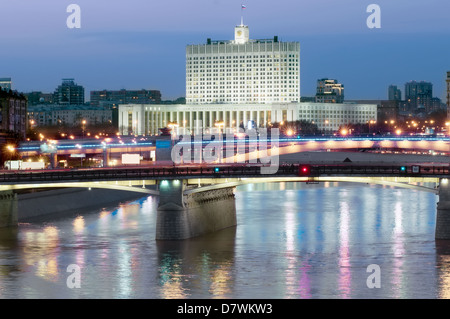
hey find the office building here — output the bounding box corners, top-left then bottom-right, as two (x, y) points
(27, 104), (112, 127)
(388, 85), (401, 101)
(53, 78), (85, 105)
(186, 24), (300, 104)
(118, 102), (377, 135)
(315, 78), (344, 103)
(90, 89), (162, 107)
(0, 89), (27, 139)
(404, 80), (433, 111)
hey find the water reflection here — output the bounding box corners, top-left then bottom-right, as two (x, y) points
(0, 182), (446, 298)
(22, 225), (60, 283)
(435, 241), (450, 298)
(338, 200), (351, 299)
(156, 227), (236, 299)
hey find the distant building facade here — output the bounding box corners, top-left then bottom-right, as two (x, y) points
(118, 102), (377, 135)
(27, 105), (112, 127)
(315, 78), (344, 103)
(447, 71), (450, 119)
(53, 79), (85, 105)
(186, 24), (300, 104)
(90, 89), (162, 107)
(0, 88), (27, 139)
(404, 80), (433, 111)
(388, 85), (401, 101)
(25, 91), (55, 106)
(347, 99), (399, 125)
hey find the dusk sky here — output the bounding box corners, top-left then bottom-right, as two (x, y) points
(1, 0), (449, 101)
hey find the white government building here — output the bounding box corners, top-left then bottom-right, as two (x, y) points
(119, 23), (377, 135)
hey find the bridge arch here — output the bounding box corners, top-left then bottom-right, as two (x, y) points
(185, 176), (439, 195)
(0, 181), (159, 195)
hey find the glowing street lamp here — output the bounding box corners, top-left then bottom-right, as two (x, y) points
(168, 122), (179, 138)
(75, 144), (83, 166)
(214, 120), (225, 138)
(81, 119), (87, 138)
(167, 121), (179, 152)
(368, 120), (376, 134)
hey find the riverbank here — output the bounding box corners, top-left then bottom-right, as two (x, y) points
(17, 188), (151, 222)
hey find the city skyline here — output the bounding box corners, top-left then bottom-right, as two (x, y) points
(0, 0), (449, 101)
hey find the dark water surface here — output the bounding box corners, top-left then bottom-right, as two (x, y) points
(1, 182), (449, 299)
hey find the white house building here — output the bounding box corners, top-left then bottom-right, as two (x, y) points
(118, 23), (377, 136)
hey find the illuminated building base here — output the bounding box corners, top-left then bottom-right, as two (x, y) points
(156, 179), (237, 240)
(436, 179), (450, 240)
(0, 191), (17, 228)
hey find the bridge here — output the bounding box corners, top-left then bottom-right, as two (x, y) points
(15, 135), (450, 169)
(0, 162), (449, 241)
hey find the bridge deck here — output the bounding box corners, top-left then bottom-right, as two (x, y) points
(0, 163), (448, 185)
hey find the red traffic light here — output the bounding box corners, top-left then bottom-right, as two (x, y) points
(299, 165), (311, 176)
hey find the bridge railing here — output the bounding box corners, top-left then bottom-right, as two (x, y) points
(0, 163), (448, 184)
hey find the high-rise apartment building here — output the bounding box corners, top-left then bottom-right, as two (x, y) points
(447, 72), (450, 119)
(388, 85), (401, 101)
(0, 89), (27, 139)
(0, 78), (12, 91)
(404, 80), (433, 111)
(53, 78), (85, 105)
(186, 24), (300, 104)
(90, 89), (161, 107)
(315, 78), (344, 103)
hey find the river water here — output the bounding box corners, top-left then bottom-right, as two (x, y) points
(1, 181), (449, 299)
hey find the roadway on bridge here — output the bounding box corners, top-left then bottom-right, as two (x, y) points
(279, 151), (450, 165)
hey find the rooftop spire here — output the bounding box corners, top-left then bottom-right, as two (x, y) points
(241, 4), (246, 26)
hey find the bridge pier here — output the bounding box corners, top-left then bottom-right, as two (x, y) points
(436, 179), (450, 240)
(0, 191), (17, 228)
(156, 180), (237, 240)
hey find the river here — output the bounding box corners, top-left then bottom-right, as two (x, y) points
(0, 181), (449, 299)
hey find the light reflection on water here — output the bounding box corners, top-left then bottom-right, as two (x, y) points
(0, 182), (448, 298)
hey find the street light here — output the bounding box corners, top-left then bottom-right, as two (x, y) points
(214, 120), (225, 163)
(167, 122), (179, 161)
(81, 119), (87, 139)
(168, 122), (179, 140)
(214, 120), (225, 139)
(5, 144), (15, 162)
(75, 144), (83, 167)
(368, 120), (376, 134)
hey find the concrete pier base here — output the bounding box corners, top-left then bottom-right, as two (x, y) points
(156, 180), (237, 240)
(436, 179), (450, 240)
(0, 191), (18, 228)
